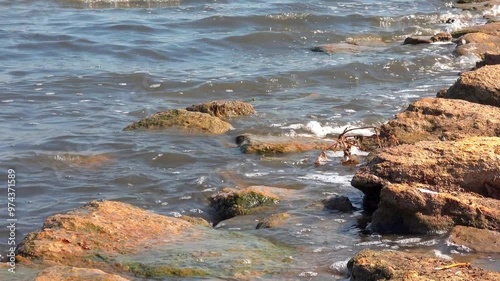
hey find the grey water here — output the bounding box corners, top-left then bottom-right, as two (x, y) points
(1, 0), (498, 278)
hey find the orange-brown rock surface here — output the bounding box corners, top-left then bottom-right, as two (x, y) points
(381, 97), (500, 144)
(123, 108), (233, 134)
(186, 100), (255, 118)
(236, 134), (334, 154)
(35, 266), (130, 281)
(371, 182), (499, 234)
(443, 64), (500, 107)
(348, 249), (500, 281)
(448, 225), (500, 253)
(17, 200), (296, 279)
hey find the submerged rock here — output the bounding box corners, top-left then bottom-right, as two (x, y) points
(348, 249), (500, 281)
(236, 134), (333, 154)
(210, 186), (286, 221)
(443, 64), (500, 107)
(322, 196), (354, 212)
(35, 266), (129, 281)
(17, 200), (295, 278)
(256, 213), (291, 229)
(381, 97), (500, 144)
(123, 109), (233, 134)
(185, 100), (256, 118)
(310, 43), (361, 53)
(449, 225), (500, 253)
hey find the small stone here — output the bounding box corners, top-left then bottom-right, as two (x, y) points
(322, 196), (354, 212)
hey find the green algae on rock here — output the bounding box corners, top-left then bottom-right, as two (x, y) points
(186, 100), (256, 118)
(123, 109), (233, 134)
(16, 200), (295, 279)
(210, 186), (286, 221)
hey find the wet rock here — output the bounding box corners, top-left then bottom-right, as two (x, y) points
(443, 64), (500, 107)
(210, 186), (286, 221)
(403, 36), (433, 45)
(123, 109), (233, 134)
(371, 182), (500, 234)
(35, 266), (129, 281)
(455, 32), (500, 57)
(348, 249), (500, 281)
(475, 52), (500, 69)
(448, 225), (500, 253)
(17, 200), (193, 265)
(352, 137), (500, 201)
(179, 215), (212, 227)
(53, 153), (112, 167)
(381, 97), (500, 144)
(185, 100), (255, 118)
(322, 196), (354, 212)
(17, 200), (295, 278)
(431, 32), (453, 42)
(236, 134), (333, 154)
(256, 213), (291, 229)
(452, 22), (500, 38)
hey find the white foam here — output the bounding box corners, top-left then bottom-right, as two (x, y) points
(298, 173), (351, 185)
(433, 250), (452, 260)
(282, 121), (375, 138)
(329, 259), (350, 276)
(244, 172), (269, 178)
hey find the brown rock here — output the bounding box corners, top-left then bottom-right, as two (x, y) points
(185, 100), (255, 118)
(17, 200), (194, 266)
(444, 64), (500, 107)
(123, 109), (233, 134)
(475, 52), (500, 69)
(449, 225), (500, 253)
(210, 186), (287, 221)
(35, 266), (130, 281)
(455, 32), (500, 57)
(371, 182), (500, 234)
(352, 137), (500, 201)
(431, 32), (453, 42)
(179, 215), (212, 227)
(403, 36), (433, 45)
(236, 134), (334, 154)
(452, 22), (500, 37)
(380, 97), (500, 144)
(348, 249), (500, 281)
(256, 213), (291, 229)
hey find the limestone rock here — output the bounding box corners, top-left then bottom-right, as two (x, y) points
(352, 137), (500, 200)
(123, 109), (233, 134)
(475, 52), (500, 69)
(322, 196), (354, 212)
(17, 200), (193, 265)
(236, 134), (333, 154)
(17, 200), (295, 278)
(455, 32), (500, 57)
(403, 33), (452, 45)
(210, 186), (287, 221)
(35, 266), (130, 281)
(449, 225), (500, 253)
(452, 22), (500, 37)
(380, 97), (500, 144)
(371, 182), (500, 234)
(444, 64), (500, 107)
(348, 249), (500, 281)
(185, 100), (255, 118)
(256, 213), (291, 229)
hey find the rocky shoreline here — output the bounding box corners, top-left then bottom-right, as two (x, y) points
(8, 1), (500, 280)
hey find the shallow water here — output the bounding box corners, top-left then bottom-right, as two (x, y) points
(1, 0), (498, 278)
